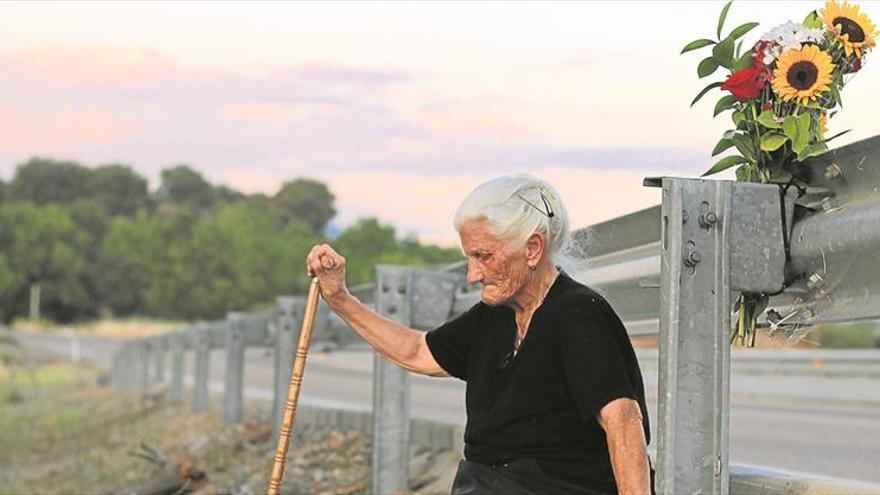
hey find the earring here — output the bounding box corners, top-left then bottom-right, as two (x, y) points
(529, 264), (536, 271)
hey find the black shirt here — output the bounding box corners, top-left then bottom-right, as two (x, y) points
(425, 272), (650, 493)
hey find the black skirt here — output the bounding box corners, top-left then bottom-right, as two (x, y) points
(451, 459), (613, 495)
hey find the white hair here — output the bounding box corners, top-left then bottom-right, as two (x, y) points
(453, 174), (582, 274)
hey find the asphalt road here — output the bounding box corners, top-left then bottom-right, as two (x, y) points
(10, 331), (880, 483)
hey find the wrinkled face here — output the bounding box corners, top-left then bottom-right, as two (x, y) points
(459, 219), (530, 306)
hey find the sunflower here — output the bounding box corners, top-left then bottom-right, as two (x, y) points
(772, 45), (835, 104)
(822, 0), (877, 57)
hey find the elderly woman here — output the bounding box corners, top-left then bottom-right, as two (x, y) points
(306, 175), (651, 494)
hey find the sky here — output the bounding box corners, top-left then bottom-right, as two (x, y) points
(1, 1), (879, 245)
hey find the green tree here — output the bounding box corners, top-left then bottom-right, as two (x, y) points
(274, 178), (336, 233)
(136, 202), (319, 320)
(335, 218), (398, 285)
(333, 218), (462, 286)
(8, 158), (91, 205)
(86, 164), (151, 216)
(180, 203), (318, 318)
(156, 165), (216, 212)
(0, 180), (7, 203)
(95, 212), (159, 315)
(399, 235), (462, 265)
(0, 203), (94, 322)
(215, 185), (245, 205)
(143, 207), (202, 318)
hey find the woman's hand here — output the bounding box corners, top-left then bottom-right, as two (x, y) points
(306, 244), (349, 305)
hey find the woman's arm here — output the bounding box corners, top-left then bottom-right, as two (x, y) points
(306, 244), (448, 377)
(598, 397), (651, 495)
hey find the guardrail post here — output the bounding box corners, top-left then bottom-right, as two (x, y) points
(69, 334), (82, 363)
(372, 265), (411, 494)
(656, 178), (731, 495)
(112, 346), (124, 390)
(653, 177), (785, 494)
(138, 339), (150, 394)
(273, 296), (302, 439)
(170, 331), (186, 403)
(153, 336), (166, 384)
(224, 313), (245, 423)
(192, 322), (211, 413)
(124, 344), (137, 390)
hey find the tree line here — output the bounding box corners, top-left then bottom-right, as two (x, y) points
(0, 158), (461, 323)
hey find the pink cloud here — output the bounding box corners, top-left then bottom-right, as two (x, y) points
(416, 95), (537, 140)
(218, 101), (346, 124)
(0, 105), (133, 155)
(278, 61), (409, 86)
(0, 45), (176, 87)
(419, 114), (534, 140)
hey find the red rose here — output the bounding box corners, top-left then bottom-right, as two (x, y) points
(720, 66), (768, 102)
(852, 58), (862, 73)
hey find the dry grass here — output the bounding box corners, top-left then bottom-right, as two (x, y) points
(0, 358), (375, 494)
(12, 317), (184, 338)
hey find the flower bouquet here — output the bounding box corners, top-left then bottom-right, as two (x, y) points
(682, 0), (877, 345)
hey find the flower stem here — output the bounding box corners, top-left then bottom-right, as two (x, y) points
(748, 102), (765, 181)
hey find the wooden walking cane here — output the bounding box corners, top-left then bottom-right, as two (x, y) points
(267, 256), (334, 495)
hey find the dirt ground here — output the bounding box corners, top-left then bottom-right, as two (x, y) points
(0, 335), (458, 495)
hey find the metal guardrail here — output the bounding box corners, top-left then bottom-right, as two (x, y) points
(635, 348), (880, 379)
(729, 464), (880, 495)
(105, 135), (880, 495)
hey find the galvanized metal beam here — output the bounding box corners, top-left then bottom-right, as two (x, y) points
(653, 177), (786, 494)
(372, 265), (412, 495)
(273, 296), (301, 440)
(192, 322), (212, 413)
(169, 331), (186, 403)
(224, 313), (245, 423)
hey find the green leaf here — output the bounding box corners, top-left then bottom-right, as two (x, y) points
(735, 164), (752, 182)
(760, 132), (788, 151)
(712, 137), (735, 156)
(796, 141), (829, 161)
(803, 10), (822, 29)
(831, 84), (843, 107)
(698, 57), (720, 78)
(691, 81), (724, 106)
(729, 22), (760, 40)
(723, 129), (738, 140)
(795, 113), (811, 152)
(732, 109), (746, 127)
(757, 110), (782, 129)
(713, 94), (738, 116)
(783, 115), (810, 153)
(713, 36), (736, 69)
(703, 154), (748, 176)
(732, 133), (756, 162)
(732, 50), (754, 71)
(681, 38), (717, 54)
(717, 1), (733, 39)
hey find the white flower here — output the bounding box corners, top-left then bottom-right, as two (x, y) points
(759, 21), (825, 65)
